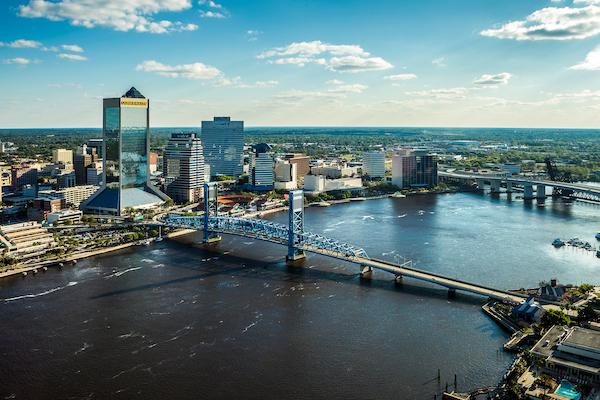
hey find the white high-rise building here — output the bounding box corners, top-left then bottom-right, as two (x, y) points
(251, 144), (274, 190)
(362, 151), (385, 178)
(201, 117), (244, 178)
(52, 149), (73, 165)
(163, 132), (205, 203)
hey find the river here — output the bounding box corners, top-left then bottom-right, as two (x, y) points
(1, 192), (599, 400)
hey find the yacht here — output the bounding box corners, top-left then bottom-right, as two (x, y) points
(391, 192), (406, 198)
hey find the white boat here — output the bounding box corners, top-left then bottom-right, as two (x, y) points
(316, 201), (331, 207)
(155, 236), (163, 242)
(391, 192), (406, 198)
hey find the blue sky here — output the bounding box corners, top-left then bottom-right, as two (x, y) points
(2, 0), (600, 128)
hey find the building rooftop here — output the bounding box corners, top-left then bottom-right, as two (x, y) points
(123, 86), (145, 99)
(562, 327), (600, 352)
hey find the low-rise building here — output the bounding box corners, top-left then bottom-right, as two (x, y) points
(47, 209), (82, 225)
(38, 185), (99, 208)
(531, 326), (600, 386)
(0, 221), (56, 259)
(512, 296), (544, 323)
(303, 175), (363, 194)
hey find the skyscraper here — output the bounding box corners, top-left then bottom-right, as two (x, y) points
(392, 149), (438, 189)
(82, 87), (167, 215)
(362, 151), (386, 178)
(201, 117), (244, 178)
(163, 132), (205, 203)
(251, 143), (274, 190)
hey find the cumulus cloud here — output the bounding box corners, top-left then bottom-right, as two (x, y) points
(3, 57), (35, 65)
(0, 39), (42, 48)
(18, 0), (198, 34)
(258, 40), (393, 73)
(61, 44), (84, 52)
(481, 5), (600, 40)
(406, 87), (469, 100)
(570, 44), (600, 69)
(384, 74), (417, 84)
(58, 53), (87, 61)
(199, 0), (228, 18)
(136, 60), (223, 80)
(473, 72), (512, 86)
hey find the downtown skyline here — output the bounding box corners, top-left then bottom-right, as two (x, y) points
(2, 0), (600, 128)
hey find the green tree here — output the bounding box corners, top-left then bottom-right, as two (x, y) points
(540, 309), (571, 329)
(578, 304), (600, 323)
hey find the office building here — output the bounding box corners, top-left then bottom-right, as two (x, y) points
(57, 171), (76, 188)
(82, 87), (167, 215)
(52, 149), (73, 165)
(284, 154), (310, 178)
(87, 138), (103, 159)
(86, 162), (103, 186)
(74, 146), (98, 186)
(163, 132), (205, 203)
(201, 117), (244, 178)
(149, 152), (159, 174)
(392, 150), (438, 189)
(0, 222), (56, 260)
(39, 185), (99, 208)
(303, 175), (363, 194)
(362, 151), (385, 178)
(274, 159), (298, 190)
(11, 165), (38, 192)
(251, 143), (274, 190)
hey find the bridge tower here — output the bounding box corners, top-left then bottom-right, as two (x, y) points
(287, 190), (306, 261)
(203, 182), (221, 243)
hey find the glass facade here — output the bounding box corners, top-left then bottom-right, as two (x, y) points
(120, 107), (148, 190)
(104, 107), (120, 188)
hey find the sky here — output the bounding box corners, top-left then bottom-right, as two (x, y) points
(2, 0), (600, 128)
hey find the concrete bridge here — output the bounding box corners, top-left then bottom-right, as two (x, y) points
(440, 171), (600, 202)
(162, 183), (528, 304)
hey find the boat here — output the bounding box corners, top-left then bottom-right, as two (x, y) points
(391, 192), (406, 198)
(597, 250), (600, 258)
(595, 232), (600, 240)
(552, 238), (565, 248)
(316, 201), (331, 207)
(155, 236), (163, 242)
(143, 240), (151, 246)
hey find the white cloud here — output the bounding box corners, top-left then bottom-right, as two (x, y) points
(570, 44), (600, 69)
(199, 0), (229, 18)
(200, 10), (226, 18)
(327, 83), (368, 94)
(58, 53), (88, 61)
(246, 30), (262, 41)
(61, 44), (84, 52)
(481, 5), (600, 40)
(0, 39), (42, 48)
(18, 0), (198, 34)
(473, 72), (512, 86)
(384, 73), (417, 81)
(3, 57), (34, 65)
(258, 40), (393, 73)
(406, 87), (469, 100)
(136, 60), (223, 80)
(432, 57), (446, 67)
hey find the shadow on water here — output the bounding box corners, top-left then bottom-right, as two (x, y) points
(91, 241), (487, 307)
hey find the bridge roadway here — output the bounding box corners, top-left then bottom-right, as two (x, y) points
(439, 171), (600, 195)
(163, 215), (529, 304)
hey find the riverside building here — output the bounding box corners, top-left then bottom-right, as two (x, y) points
(201, 117), (244, 178)
(82, 87), (167, 215)
(163, 132), (205, 203)
(362, 151), (385, 179)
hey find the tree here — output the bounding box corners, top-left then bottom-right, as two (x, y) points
(578, 304), (600, 323)
(579, 283), (594, 294)
(540, 309), (571, 329)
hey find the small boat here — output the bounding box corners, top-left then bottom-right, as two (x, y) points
(595, 232), (600, 240)
(552, 238), (565, 248)
(391, 192), (406, 198)
(155, 236), (163, 242)
(316, 201), (331, 207)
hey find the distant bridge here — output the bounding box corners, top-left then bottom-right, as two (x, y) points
(440, 171), (600, 202)
(162, 183), (528, 304)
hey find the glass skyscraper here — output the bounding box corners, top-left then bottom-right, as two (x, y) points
(163, 132), (205, 203)
(82, 87), (167, 215)
(201, 117), (244, 178)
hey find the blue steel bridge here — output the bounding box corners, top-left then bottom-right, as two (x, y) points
(162, 183), (528, 304)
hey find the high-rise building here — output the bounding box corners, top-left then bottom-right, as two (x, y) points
(86, 161), (103, 186)
(87, 139), (104, 159)
(201, 117), (244, 178)
(251, 143), (274, 190)
(392, 150), (438, 189)
(39, 185), (99, 208)
(362, 151), (385, 178)
(284, 154), (310, 178)
(163, 132), (205, 203)
(52, 149), (73, 165)
(274, 159), (297, 190)
(74, 147), (98, 186)
(81, 87), (167, 215)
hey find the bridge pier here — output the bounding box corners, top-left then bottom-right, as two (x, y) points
(448, 288), (456, 298)
(476, 179), (485, 191)
(490, 180), (501, 194)
(523, 183), (534, 200)
(203, 182), (221, 243)
(287, 190), (306, 262)
(536, 184), (546, 200)
(394, 275), (403, 286)
(505, 181), (513, 193)
(360, 265), (373, 280)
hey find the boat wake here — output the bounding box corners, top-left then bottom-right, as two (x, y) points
(3, 281), (78, 302)
(104, 267), (142, 279)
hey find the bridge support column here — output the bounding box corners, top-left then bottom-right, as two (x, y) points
(523, 183), (534, 200)
(490, 180), (501, 194)
(506, 181), (513, 193)
(394, 275), (403, 286)
(448, 288), (456, 298)
(537, 184), (546, 200)
(287, 190), (306, 262)
(203, 182), (221, 243)
(360, 265), (373, 280)
(476, 179), (485, 191)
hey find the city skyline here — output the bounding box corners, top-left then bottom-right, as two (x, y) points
(2, 0), (600, 128)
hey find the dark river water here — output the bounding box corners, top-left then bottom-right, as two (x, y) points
(1, 192), (599, 400)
